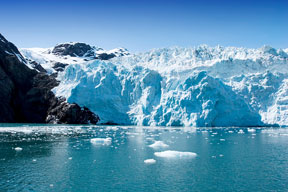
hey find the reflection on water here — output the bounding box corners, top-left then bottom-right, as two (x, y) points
(0, 124), (288, 191)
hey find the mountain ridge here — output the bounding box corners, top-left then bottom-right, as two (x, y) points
(0, 33), (99, 124)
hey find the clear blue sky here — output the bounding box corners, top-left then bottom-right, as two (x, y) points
(1, 0), (287, 52)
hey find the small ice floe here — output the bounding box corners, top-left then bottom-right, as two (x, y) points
(90, 138), (112, 146)
(14, 147), (23, 151)
(32, 159), (37, 162)
(68, 157), (72, 160)
(146, 137), (154, 141)
(247, 128), (256, 133)
(148, 141), (169, 149)
(154, 150), (197, 159)
(144, 159), (156, 164)
(220, 139), (225, 141)
(238, 129), (245, 134)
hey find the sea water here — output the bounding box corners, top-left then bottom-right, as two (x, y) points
(0, 124), (288, 191)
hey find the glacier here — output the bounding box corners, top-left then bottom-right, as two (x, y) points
(21, 45), (288, 127)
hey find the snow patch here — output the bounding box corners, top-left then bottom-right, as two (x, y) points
(20, 45), (129, 74)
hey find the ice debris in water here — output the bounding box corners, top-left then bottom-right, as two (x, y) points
(14, 147), (23, 151)
(154, 150), (197, 158)
(90, 138), (112, 146)
(148, 141), (169, 149)
(144, 159), (156, 164)
(238, 130), (245, 134)
(247, 128), (256, 132)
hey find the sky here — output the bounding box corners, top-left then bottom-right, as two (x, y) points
(0, 0), (287, 52)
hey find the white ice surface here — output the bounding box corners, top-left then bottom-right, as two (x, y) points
(14, 147), (23, 151)
(154, 150), (197, 158)
(144, 159), (156, 164)
(22, 45), (288, 126)
(148, 141), (169, 149)
(90, 138), (112, 146)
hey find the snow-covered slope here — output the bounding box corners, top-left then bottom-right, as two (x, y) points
(20, 42), (129, 74)
(48, 45), (288, 126)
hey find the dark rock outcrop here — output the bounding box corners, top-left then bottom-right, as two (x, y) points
(96, 53), (116, 60)
(0, 33), (99, 124)
(52, 62), (69, 72)
(26, 58), (47, 73)
(52, 42), (95, 57)
(0, 33), (37, 122)
(47, 100), (99, 124)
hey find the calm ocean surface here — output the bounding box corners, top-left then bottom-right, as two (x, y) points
(0, 124), (288, 192)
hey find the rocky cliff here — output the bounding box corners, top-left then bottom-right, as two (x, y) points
(0, 33), (99, 124)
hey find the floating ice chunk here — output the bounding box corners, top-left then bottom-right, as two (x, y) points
(149, 141), (169, 149)
(238, 129), (245, 134)
(154, 150), (197, 158)
(146, 137), (154, 141)
(14, 147), (22, 151)
(90, 138), (112, 146)
(247, 128), (256, 132)
(144, 159), (156, 164)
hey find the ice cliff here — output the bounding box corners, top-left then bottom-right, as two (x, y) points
(22, 45), (288, 126)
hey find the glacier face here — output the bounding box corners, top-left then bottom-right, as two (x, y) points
(50, 45), (288, 126)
